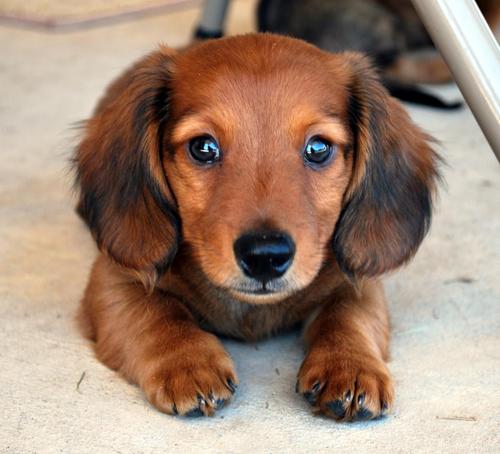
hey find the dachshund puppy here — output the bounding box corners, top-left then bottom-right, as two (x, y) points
(74, 34), (439, 421)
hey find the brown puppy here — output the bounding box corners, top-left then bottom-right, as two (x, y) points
(74, 34), (439, 421)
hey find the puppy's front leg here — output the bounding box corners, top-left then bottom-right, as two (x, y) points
(79, 257), (238, 416)
(297, 279), (394, 421)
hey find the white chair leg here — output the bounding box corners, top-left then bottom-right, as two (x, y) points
(411, 0), (500, 161)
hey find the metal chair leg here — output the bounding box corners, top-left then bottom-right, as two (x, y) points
(194, 0), (230, 39)
(411, 0), (500, 161)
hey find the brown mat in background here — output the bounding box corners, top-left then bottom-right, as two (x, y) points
(0, 0), (200, 30)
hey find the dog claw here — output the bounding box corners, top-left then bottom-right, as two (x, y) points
(327, 399), (346, 419)
(311, 381), (322, 393)
(226, 378), (238, 394)
(303, 391), (317, 405)
(302, 380), (323, 405)
(197, 394), (207, 406)
(185, 407), (204, 417)
(355, 407), (373, 420)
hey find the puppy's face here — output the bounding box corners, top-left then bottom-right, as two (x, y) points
(75, 34), (438, 303)
(166, 38), (353, 302)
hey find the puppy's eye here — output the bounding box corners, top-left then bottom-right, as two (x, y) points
(304, 136), (336, 166)
(188, 135), (221, 164)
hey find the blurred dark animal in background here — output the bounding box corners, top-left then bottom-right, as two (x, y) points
(258, 0), (500, 108)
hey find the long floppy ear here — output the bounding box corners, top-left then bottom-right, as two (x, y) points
(333, 53), (441, 277)
(74, 47), (180, 285)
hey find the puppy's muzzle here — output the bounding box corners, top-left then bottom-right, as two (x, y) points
(233, 231), (295, 284)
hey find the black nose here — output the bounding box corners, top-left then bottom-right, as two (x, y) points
(233, 231), (295, 283)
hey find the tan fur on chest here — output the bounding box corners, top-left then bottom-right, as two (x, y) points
(159, 250), (347, 341)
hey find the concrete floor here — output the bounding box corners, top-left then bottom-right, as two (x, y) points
(1, 1), (499, 452)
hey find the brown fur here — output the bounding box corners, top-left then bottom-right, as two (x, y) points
(74, 34), (440, 421)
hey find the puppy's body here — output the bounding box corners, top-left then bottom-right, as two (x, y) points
(75, 34), (439, 421)
(81, 249), (347, 342)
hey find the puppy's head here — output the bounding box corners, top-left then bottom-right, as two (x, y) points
(75, 34), (439, 301)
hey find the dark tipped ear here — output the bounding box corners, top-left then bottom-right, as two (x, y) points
(333, 53), (441, 277)
(74, 47), (180, 283)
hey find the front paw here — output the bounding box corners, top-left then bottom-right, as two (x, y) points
(296, 346), (394, 421)
(141, 333), (238, 417)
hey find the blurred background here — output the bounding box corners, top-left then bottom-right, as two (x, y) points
(1, 1), (499, 453)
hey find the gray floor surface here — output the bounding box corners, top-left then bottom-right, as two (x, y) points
(1, 1), (499, 453)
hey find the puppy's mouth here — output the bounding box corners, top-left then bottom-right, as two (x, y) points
(232, 283), (279, 296)
(227, 279), (296, 303)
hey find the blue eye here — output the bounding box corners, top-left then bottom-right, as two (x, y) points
(304, 136), (335, 166)
(188, 135), (221, 164)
